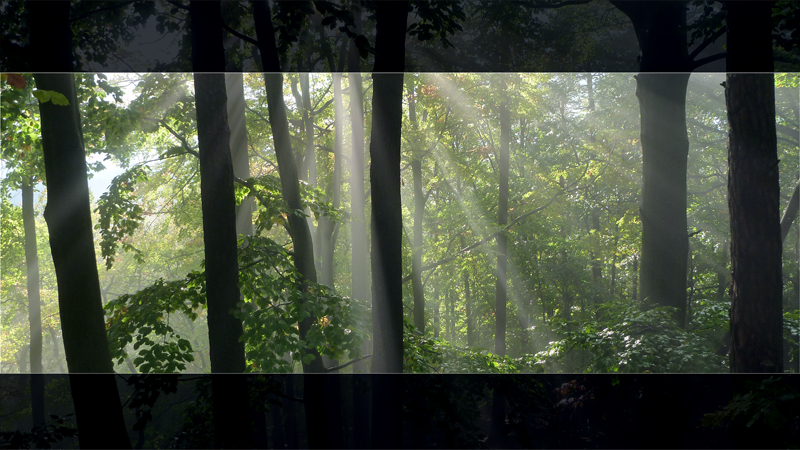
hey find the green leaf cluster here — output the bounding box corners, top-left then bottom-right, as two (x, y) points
(95, 165), (149, 269)
(104, 272), (204, 373)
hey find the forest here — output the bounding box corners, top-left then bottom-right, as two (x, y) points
(1, 0), (799, 449)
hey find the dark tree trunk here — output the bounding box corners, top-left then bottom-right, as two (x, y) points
(612, 1), (691, 328)
(29, 3), (131, 448)
(726, 0), (783, 373)
(370, 8), (407, 374)
(284, 376), (299, 450)
(252, 3), (329, 447)
(189, 3), (253, 448)
(22, 180), (44, 427)
(369, 2), (407, 448)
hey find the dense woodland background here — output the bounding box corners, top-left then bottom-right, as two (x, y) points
(0, 0), (799, 448)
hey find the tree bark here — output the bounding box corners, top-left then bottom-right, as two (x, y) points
(226, 73), (254, 237)
(408, 81), (426, 334)
(612, 1), (691, 328)
(301, 73), (321, 273)
(726, 0), (783, 373)
(29, 3), (131, 448)
(369, 2), (407, 448)
(252, 3), (329, 447)
(348, 12), (371, 447)
(348, 9), (370, 376)
(22, 179), (45, 427)
(189, 2), (253, 448)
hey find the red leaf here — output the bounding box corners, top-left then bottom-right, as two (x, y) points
(7, 73), (26, 89)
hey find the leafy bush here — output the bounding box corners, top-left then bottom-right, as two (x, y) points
(532, 298), (728, 373)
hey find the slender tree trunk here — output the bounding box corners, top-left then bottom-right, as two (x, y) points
(726, 0), (783, 373)
(349, 51), (370, 375)
(189, 3), (252, 448)
(348, 12), (371, 447)
(226, 73), (254, 237)
(489, 75), (511, 447)
(495, 76), (510, 358)
(252, 3), (329, 447)
(301, 73), (321, 273)
(224, 73), (269, 448)
(461, 235), (474, 347)
(29, 4), (130, 447)
(22, 180), (44, 428)
(320, 72), (345, 449)
(408, 82), (426, 333)
(434, 291), (440, 339)
(370, 3), (408, 448)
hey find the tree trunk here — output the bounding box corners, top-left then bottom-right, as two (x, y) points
(348, 13), (371, 447)
(189, 3), (252, 448)
(408, 82), (426, 334)
(612, 1), (691, 328)
(252, 3), (329, 447)
(726, 0), (783, 373)
(434, 292), (440, 339)
(349, 39), (370, 375)
(226, 73), (254, 237)
(301, 73), (321, 273)
(321, 72), (345, 449)
(29, 3), (131, 447)
(495, 76), (510, 358)
(225, 72), (269, 449)
(461, 236), (475, 347)
(22, 179), (45, 427)
(369, 2), (407, 448)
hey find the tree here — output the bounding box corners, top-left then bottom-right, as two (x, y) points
(189, 2), (253, 448)
(408, 80), (426, 333)
(610, 1), (693, 328)
(252, 2), (330, 448)
(21, 179), (44, 428)
(725, 0), (783, 373)
(369, 2), (408, 448)
(28, 2), (131, 447)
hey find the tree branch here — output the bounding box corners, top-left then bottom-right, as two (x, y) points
(691, 52), (727, 70)
(689, 25), (726, 60)
(324, 354), (372, 372)
(222, 22), (260, 48)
